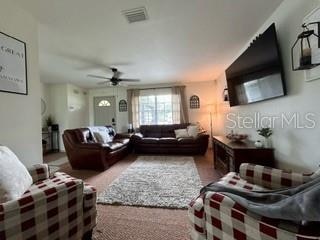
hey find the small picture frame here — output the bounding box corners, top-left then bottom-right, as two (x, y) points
(119, 99), (128, 112)
(0, 31), (27, 95)
(190, 95), (200, 109)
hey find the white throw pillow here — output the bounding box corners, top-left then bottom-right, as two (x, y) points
(174, 128), (189, 138)
(93, 131), (111, 143)
(0, 146), (33, 203)
(88, 126), (109, 142)
(187, 125), (199, 138)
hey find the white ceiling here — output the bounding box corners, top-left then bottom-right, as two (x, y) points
(14, 0), (283, 88)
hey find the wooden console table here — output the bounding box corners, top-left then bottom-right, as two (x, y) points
(212, 136), (275, 174)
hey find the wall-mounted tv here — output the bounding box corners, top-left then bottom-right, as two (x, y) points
(225, 23), (286, 107)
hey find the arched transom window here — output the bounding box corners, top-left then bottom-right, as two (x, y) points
(98, 100), (111, 107)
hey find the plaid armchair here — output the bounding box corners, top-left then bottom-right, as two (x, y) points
(189, 163), (320, 240)
(0, 164), (97, 240)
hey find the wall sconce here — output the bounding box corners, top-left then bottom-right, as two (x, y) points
(291, 21), (320, 71)
(223, 87), (229, 102)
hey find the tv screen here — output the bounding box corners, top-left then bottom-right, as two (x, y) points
(225, 23), (286, 107)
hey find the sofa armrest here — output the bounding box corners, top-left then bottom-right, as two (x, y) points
(194, 134), (209, 155)
(78, 142), (102, 149)
(83, 183), (97, 209)
(239, 163), (312, 189)
(188, 193), (206, 239)
(202, 191), (300, 239)
(114, 133), (131, 139)
(0, 177), (84, 238)
(194, 133), (209, 142)
(199, 191), (320, 239)
(28, 164), (49, 183)
(131, 133), (144, 141)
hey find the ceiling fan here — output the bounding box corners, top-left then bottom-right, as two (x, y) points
(87, 67), (140, 86)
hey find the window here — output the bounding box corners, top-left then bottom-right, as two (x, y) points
(98, 100), (111, 107)
(138, 88), (180, 125)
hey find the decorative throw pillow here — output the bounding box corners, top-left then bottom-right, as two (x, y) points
(0, 146), (33, 203)
(174, 128), (189, 138)
(187, 125), (200, 138)
(93, 131), (111, 143)
(88, 126), (109, 142)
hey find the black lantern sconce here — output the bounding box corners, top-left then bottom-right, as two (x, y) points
(291, 21), (320, 71)
(223, 87), (229, 102)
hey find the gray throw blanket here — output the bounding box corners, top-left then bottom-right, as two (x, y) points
(201, 176), (320, 222)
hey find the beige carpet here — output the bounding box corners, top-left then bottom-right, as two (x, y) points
(97, 156), (202, 209)
(44, 152), (68, 173)
(57, 151), (221, 240)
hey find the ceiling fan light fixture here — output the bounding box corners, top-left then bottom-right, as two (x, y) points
(87, 67), (140, 86)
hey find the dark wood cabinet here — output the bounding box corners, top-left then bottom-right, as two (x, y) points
(212, 136), (275, 174)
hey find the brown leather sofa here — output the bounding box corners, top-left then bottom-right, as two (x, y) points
(131, 124), (209, 155)
(63, 126), (130, 170)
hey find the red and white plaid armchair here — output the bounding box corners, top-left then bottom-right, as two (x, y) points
(0, 164), (97, 240)
(189, 163), (320, 240)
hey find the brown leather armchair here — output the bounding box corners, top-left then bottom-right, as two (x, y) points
(131, 124), (209, 155)
(63, 126), (130, 170)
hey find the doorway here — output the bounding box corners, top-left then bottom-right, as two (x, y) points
(93, 96), (116, 129)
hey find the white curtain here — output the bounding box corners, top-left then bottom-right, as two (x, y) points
(127, 89), (140, 129)
(172, 86), (189, 123)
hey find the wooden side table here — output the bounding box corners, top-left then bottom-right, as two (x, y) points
(212, 136), (275, 174)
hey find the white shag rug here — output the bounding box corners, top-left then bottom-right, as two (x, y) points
(97, 155), (202, 209)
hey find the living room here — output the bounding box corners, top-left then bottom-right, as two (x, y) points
(1, 0), (320, 240)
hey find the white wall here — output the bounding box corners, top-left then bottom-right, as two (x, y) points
(67, 84), (89, 129)
(185, 81), (216, 137)
(0, 0), (41, 167)
(44, 83), (89, 151)
(215, 0), (320, 172)
(88, 87), (128, 133)
(40, 82), (51, 127)
(48, 84), (68, 151)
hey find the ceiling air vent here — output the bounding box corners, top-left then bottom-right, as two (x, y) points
(123, 7), (148, 23)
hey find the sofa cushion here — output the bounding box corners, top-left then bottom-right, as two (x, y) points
(141, 137), (159, 144)
(139, 126), (162, 138)
(174, 128), (189, 138)
(139, 124), (190, 138)
(133, 124), (209, 155)
(158, 137), (178, 144)
(114, 138), (130, 145)
(108, 142), (125, 151)
(0, 146), (33, 203)
(177, 137), (196, 144)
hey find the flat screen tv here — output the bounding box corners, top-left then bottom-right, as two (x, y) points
(225, 23), (286, 107)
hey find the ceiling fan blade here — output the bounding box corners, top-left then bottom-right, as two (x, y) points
(119, 78), (140, 82)
(97, 81), (110, 85)
(87, 74), (112, 80)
